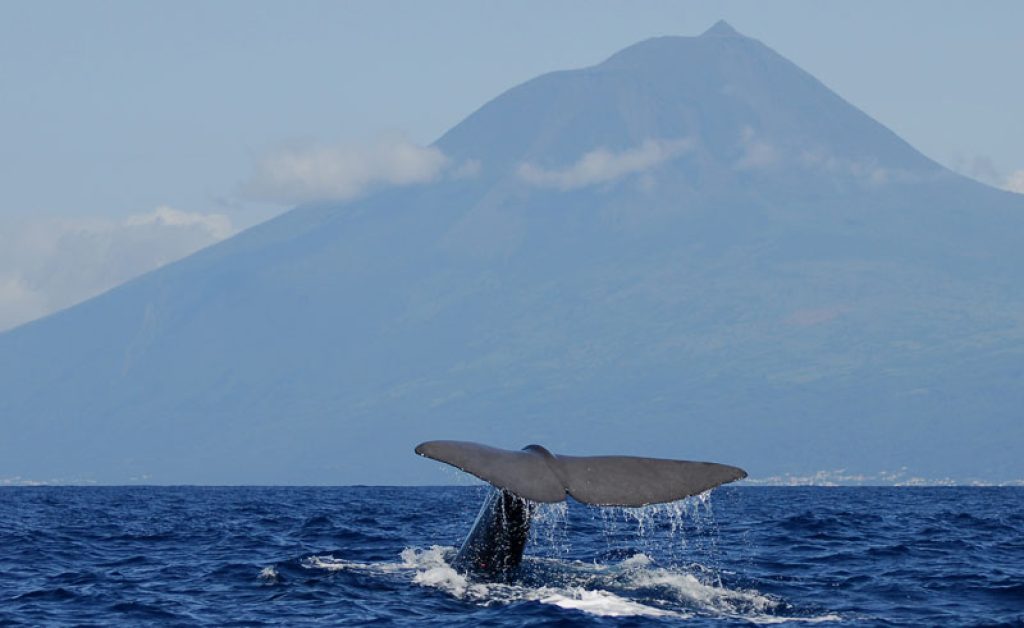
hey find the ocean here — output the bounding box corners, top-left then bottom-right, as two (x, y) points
(1, 486), (1021, 625)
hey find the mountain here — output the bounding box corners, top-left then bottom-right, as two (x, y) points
(2, 22), (1022, 484)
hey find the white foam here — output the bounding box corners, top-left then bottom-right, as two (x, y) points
(402, 547), (472, 598)
(618, 552), (654, 569)
(538, 587), (682, 618)
(392, 547), (685, 618)
(302, 547), (841, 623)
(302, 555), (370, 571)
(399, 545), (450, 570)
(746, 614), (844, 625)
(258, 565), (278, 581)
(303, 552), (415, 576)
(618, 555), (841, 624)
(627, 565), (776, 613)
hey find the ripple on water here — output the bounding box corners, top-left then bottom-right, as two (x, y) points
(0, 486), (1021, 625)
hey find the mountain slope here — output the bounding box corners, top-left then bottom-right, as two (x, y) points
(2, 22), (1022, 484)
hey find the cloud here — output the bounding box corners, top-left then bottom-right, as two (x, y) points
(799, 147), (897, 185)
(0, 275), (47, 333)
(1004, 169), (1024, 194)
(125, 206), (234, 239)
(517, 138), (692, 190)
(734, 126), (780, 170)
(962, 154), (1001, 184)
(950, 154), (1024, 194)
(244, 137), (453, 204)
(451, 159), (482, 179)
(0, 207), (234, 332)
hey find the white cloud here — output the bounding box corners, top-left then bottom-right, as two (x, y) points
(125, 206), (234, 239)
(949, 154), (1024, 194)
(0, 207), (234, 332)
(954, 154), (1001, 184)
(244, 137), (452, 204)
(1004, 169), (1024, 194)
(517, 138), (692, 190)
(799, 147), (898, 185)
(452, 159), (482, 179)
(0, 274), (47, 332)
(734, 126), (780, 170)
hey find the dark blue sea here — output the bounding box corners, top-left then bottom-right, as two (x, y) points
(1, 487), (1021, 626)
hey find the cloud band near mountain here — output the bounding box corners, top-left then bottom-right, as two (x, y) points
(517, 138), (693, 190)
(243, 137), (453, 204)
(0, 207), (234, 332)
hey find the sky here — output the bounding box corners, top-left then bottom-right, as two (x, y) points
(1, 0), (1022, 331)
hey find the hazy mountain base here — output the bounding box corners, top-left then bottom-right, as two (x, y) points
(1, 24), (1022, 484)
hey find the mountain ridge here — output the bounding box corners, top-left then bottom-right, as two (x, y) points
(2, 24), (1022, 484)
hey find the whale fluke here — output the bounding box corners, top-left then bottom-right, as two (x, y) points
(415, 440), (747, 507)
(416, 440), (747, 578)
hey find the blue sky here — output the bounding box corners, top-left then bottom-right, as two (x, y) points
(1, 1), (1021, 330)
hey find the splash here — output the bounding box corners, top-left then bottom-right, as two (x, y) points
(302, 555), (370, 571)
(302, 547), (841, 622)
(595, 490), (719, 566)
(537, 587), (683, 618)
(402, 546), (473, 597)
(622, 557), (774, 616)
(258, 566), (278, 582)
(396, 546), (684, 618)
(529, 500), (570, 556)
(297, 492), (839, 622)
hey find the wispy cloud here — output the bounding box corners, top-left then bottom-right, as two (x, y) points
(734, 126), (780, 170)
(1004, 169), (1024, 194)
(950, 154), (1024, 194)
(243, 136), (454, 204)
(451, 159), (482, 179)
(799, 147), (894, 185)
(517, 138), (692, 190)
(0, 207), (235, 332)
(125, 206), (234, 239)
(954, 154), (1001, 184)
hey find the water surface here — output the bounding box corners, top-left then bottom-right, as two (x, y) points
(1, 486), (1021, 625)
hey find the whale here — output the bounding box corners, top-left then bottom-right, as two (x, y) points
(415, 440), (747, 579)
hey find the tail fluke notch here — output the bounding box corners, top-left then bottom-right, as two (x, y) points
(415, 440), (746, 507)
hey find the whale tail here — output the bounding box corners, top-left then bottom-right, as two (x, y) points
(415, 440), (747, 507)
(415, 440), (746, 579)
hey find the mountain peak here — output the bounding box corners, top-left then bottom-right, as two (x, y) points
(439, 19), (937, 178)
(701, 20), (740, 37)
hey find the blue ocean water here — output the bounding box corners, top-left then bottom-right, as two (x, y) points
(0, 486), (1021, 626)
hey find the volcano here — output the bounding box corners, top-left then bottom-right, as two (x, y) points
(3, 22), (1022, 484)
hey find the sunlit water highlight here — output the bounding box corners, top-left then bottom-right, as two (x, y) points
(1, 486), (1021, 625)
